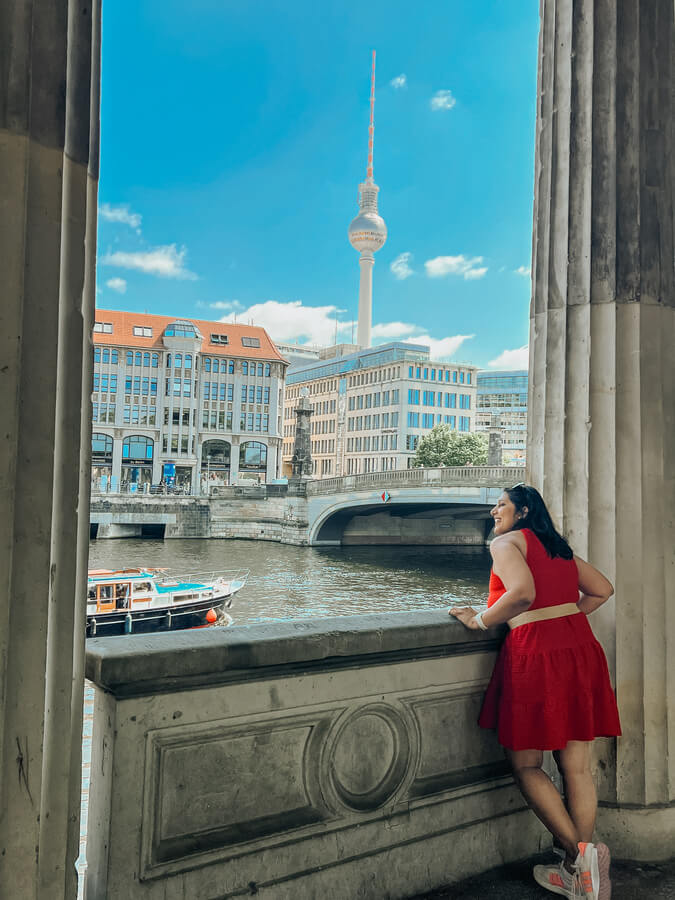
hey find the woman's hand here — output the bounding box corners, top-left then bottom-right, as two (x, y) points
(449, 606), (482, 630)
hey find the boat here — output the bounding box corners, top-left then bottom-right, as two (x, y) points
(86, 567), (248, 637)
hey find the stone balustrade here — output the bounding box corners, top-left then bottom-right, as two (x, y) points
(306, 465), (519, 495)
(84, 613), (547, 899)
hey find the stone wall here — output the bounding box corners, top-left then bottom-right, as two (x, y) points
(84, 613), (548, 899)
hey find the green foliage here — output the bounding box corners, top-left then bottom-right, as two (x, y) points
(412, 425), (489, 468)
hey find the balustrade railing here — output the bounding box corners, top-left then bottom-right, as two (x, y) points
(306, 465), (519, 495)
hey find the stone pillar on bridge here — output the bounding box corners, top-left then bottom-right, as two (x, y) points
(290, 387), (314, 480)
(530, 0), (675, 857)
(487, 414), (503, 466)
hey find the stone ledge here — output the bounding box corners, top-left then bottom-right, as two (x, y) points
(85, 611), (505, 697)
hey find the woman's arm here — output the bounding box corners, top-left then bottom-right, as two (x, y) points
(575, 555), (614, 614)
(450, 534), (535, 629)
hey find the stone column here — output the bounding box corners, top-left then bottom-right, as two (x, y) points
(291, 389), (314, 479)
(0, 2), (101, 897)
(487, 414), (503, 466)
(529, 0), (675, 856)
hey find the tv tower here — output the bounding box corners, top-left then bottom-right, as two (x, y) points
(348, 51), (387, 348)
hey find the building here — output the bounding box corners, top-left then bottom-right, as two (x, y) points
(475, 369), (528, 464)
(91, 310), (288, 491)
(282, 343), (477, 477)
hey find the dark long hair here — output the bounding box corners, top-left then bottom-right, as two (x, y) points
(504, 484), (573, 560)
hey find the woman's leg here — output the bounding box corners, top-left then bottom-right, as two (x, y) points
(507, 748), (580, 868)
(554, 741), (597, 843)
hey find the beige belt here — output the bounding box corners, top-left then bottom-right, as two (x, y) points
(508, 602), (581, 630)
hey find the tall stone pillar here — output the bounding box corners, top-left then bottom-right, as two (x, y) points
(0, 2), (101, 897)
(291, 388), (314, 479)
(487, 414), (503, 466)
(529, 0), (675, 857)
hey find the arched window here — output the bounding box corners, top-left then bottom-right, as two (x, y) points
(112, 349), (119, 364)
(239, 441), (267, 470)
(102, 348), (110, 364)
(122, 435), (154, 461)
(143, 352), (150, 367)
(166, 353), (172, 369)
(212, 358), (219, 373)
(204, 357), (211, 372)
(151, 352), (159, 367)
(135, 351), (142, 367)
(126, 350), (133, 365)
(175, 353), (182, 368)
(184, 353), (192, 370)
(242, 361), (248, 375)
(91, 433), (113, 462)
(201, 439), (231, 469)
(257, 362), (263, 376)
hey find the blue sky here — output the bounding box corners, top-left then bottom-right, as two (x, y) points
(97, 0), (538, 370)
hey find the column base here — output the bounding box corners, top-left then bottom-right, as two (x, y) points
(597, 804), (675, 860)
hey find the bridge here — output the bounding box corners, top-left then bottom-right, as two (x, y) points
(90, 466), (519, 546)
(305, 465), (517, 545)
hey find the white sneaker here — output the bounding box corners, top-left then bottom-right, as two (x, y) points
(575, 842), (600, 899)
(533, 861), (584, 898)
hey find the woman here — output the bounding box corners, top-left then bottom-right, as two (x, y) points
(450, 484), (620, 900)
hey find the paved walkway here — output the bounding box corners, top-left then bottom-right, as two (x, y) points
(416, 853), (675, 898)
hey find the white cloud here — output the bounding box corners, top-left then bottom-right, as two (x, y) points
(515, 265), (531, 277)
(99, 203), (142, 230)
(390, 252), (414, 280)
(390, 74), (407, 89)
(102, 244), (197, 280)
(372, 321), (423, 340)
(209, 300), (243, 311)
(105, 277), (127, 293)
(214, 298), (473, 361)
(424, 255), (487, 280)
(404, 334), (475, 360)
(219, 300), (351, 346)
(430, 90), (456, 111)
(488, 345), (529, 370)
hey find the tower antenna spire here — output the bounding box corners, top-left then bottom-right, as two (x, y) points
(348, 50), (387, 349)
(367, 50), (376, 182)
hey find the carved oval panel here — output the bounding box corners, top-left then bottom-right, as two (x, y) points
(322, 703), (415, 812)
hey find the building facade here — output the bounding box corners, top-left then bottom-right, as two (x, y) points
(474, 369), (527, 465)
(282, 343), (477, 477)
(91, 311), (288, 492)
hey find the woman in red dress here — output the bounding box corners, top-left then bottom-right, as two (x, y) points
(450, 484), (620, 900)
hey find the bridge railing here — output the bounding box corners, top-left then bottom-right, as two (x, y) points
(306, 465), (521, 495)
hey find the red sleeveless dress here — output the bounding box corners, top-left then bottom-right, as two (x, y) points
(478, 528), (621, 751)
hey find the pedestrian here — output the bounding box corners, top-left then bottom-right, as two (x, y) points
(450, 483), (620, 900)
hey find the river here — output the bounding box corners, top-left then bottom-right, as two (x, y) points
(87, 538), (492, 623)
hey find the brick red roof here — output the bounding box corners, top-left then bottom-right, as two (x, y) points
(93, 309), (287, 364)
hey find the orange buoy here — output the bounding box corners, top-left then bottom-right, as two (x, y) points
(206, 608), (218, 624)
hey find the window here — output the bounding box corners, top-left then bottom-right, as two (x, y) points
(242, 361), (248, 376)
(392, 390), (399, 403)
(228, 360), (235, 374)
(134, 351), (141, 367)
(151, 353), (158, 368)
(241, 336), (260, 348)
(122, 435), (153, 461)
(460, 394), (471, 409)
(460, 416), (470, 432)
(112, 349), (119, 364)
(133, 326), (153, 337)
(422, 413), (434, 428)
(241, 385), (247, 403)
(110, 375), (117, 393)
(408, 366), (413, 378)
(143, 352), (150, 367)
(257, 363), (264, 376)
(141, 377), (149, 395)
(150, 378), (157, 395)
(184, 354), (192, 370)
(93, 373), (100, 391)
(93, 322), (113, 333)
(133, 376), (140, 394)
(204, 357), (211, 372)
(175, 353), (182, 369)
(391, 412), (399, 426)
(94, 347), (101, 363)
(165, 321), (200, 338)
(467, 372), (472, 384)
(220, 383), (227, 401)
(460, 372), (465, 384)
(263, 386), (270, 404)
(264, 363), (271, 377)
(126, 351), (133, 366)
(248, 385), (255, 403)
(210, 333), (229, 344)
(407, 412), (420, 427)
(227, 383), (234, 402)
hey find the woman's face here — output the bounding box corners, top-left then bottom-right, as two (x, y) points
(490, 492), (523, 535)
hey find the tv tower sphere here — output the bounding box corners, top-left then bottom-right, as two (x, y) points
(349, 51), (387, 348)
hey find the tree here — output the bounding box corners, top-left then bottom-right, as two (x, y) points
(412, 425), (489, 467)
